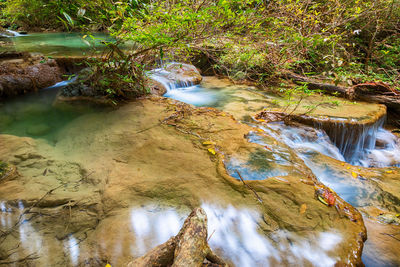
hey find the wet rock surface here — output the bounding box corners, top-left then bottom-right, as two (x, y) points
(0, 97), (366, 266)
(149, 63), (203, 93)
(0, 52), (62, 99)
(164, 63), (203, 85)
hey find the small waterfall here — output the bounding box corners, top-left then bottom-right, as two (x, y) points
(0, 30), (26, 37)
(43, 77), (77, 90)
(149, 68), (195, 92)
(263, 121), (400, 168)
(315, 117), (385, 165)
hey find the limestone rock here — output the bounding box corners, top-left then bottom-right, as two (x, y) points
(0, 53), (62, 99)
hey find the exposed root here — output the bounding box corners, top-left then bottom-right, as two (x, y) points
(127, 207), (228, 267)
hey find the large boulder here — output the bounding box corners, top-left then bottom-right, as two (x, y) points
(164, 62), (203, 85)
(148, 63), (203, 94)
(0, 52), (62, 99)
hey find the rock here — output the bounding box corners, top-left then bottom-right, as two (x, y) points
(59, 68), (97, 97)
(377, 213), (400, 225)
(0, 98), (368, 266)
(148, 63), (203, 94)
(26, 124), (51, 136)
(54, 68), (113, 106)
(128, 208), (227, 267)
(0, 162), (17, 182)
(0, 53), (62, 99)
(164, 63), (203, 85)
(146, 78), (167, 96)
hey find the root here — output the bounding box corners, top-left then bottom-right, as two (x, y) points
(128, 207), (228, 267)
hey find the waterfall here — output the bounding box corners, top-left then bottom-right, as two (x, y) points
(0, 30), (26, 37)
(149, 68), (195, 92)
(263, 120), (400, 168)
(314, 117), (386, 165)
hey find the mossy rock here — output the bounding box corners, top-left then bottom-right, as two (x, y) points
(0, 161), (17, 181)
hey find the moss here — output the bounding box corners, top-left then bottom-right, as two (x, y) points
(0, 161), (8, 177)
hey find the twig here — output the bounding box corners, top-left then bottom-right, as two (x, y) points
(381, 232), (400, 242)
(0, 252), (39, 265)
(135, 123), (162, 134)
(0, 184), (63, 240)
(207, 229), (215, 242)
(235, 170), (263, 203)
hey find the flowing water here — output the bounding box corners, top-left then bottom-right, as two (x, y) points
(1, 34), (400, 266)
(152, 73), (400, 266)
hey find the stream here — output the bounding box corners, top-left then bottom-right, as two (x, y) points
(1, 33), (400, 266)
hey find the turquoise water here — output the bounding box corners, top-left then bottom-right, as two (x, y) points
(0, 84), (97, 142)
(0, 32), (112, 56)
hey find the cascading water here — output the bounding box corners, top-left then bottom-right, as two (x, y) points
(0, 29), (26, 37)
(313, 117), (387, 165)
(149, 68), (195, 91)
(261, 121), (400, 168)
(148, 66), (221, 106)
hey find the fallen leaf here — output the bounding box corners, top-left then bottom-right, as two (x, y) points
(300, 204), (307, 214)
(203, 140), (216, 145)
(208, 148), (216, 155)
(264, 146), (272, 151)
(346, 166), (351, 170)
(105, 264), (112, 267)
(351, 172), (358, 178)
(318, 196), (328, 206)
(341, 163), (345, 166)
(386, 170), (393, 174)
(257, 129), (263, 133)
(326, 193), (336, 206)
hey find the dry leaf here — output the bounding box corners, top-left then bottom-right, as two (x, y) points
(208, 148), (216, 155)
(203, 140), (216, 145)
(300, 204), (307, 214)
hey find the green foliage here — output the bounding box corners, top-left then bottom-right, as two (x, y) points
(1, 0), (114, 30)
(83, 40), (148, 100)
(3, 0), (398, 95)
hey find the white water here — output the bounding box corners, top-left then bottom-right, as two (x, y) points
(150, 68), (400, 168)
(149, 67), (225, 106)
(43, 77), (77, 90)
(0, 29), (26, 37)
(128, 204), (342, 267)
(315, 117), (389, 166)
(262, 121), (400, 168)
(149, 68), (195, 91)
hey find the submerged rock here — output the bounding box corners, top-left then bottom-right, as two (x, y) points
(26, 123), (51, 136)
(0, 97), (367, 266)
